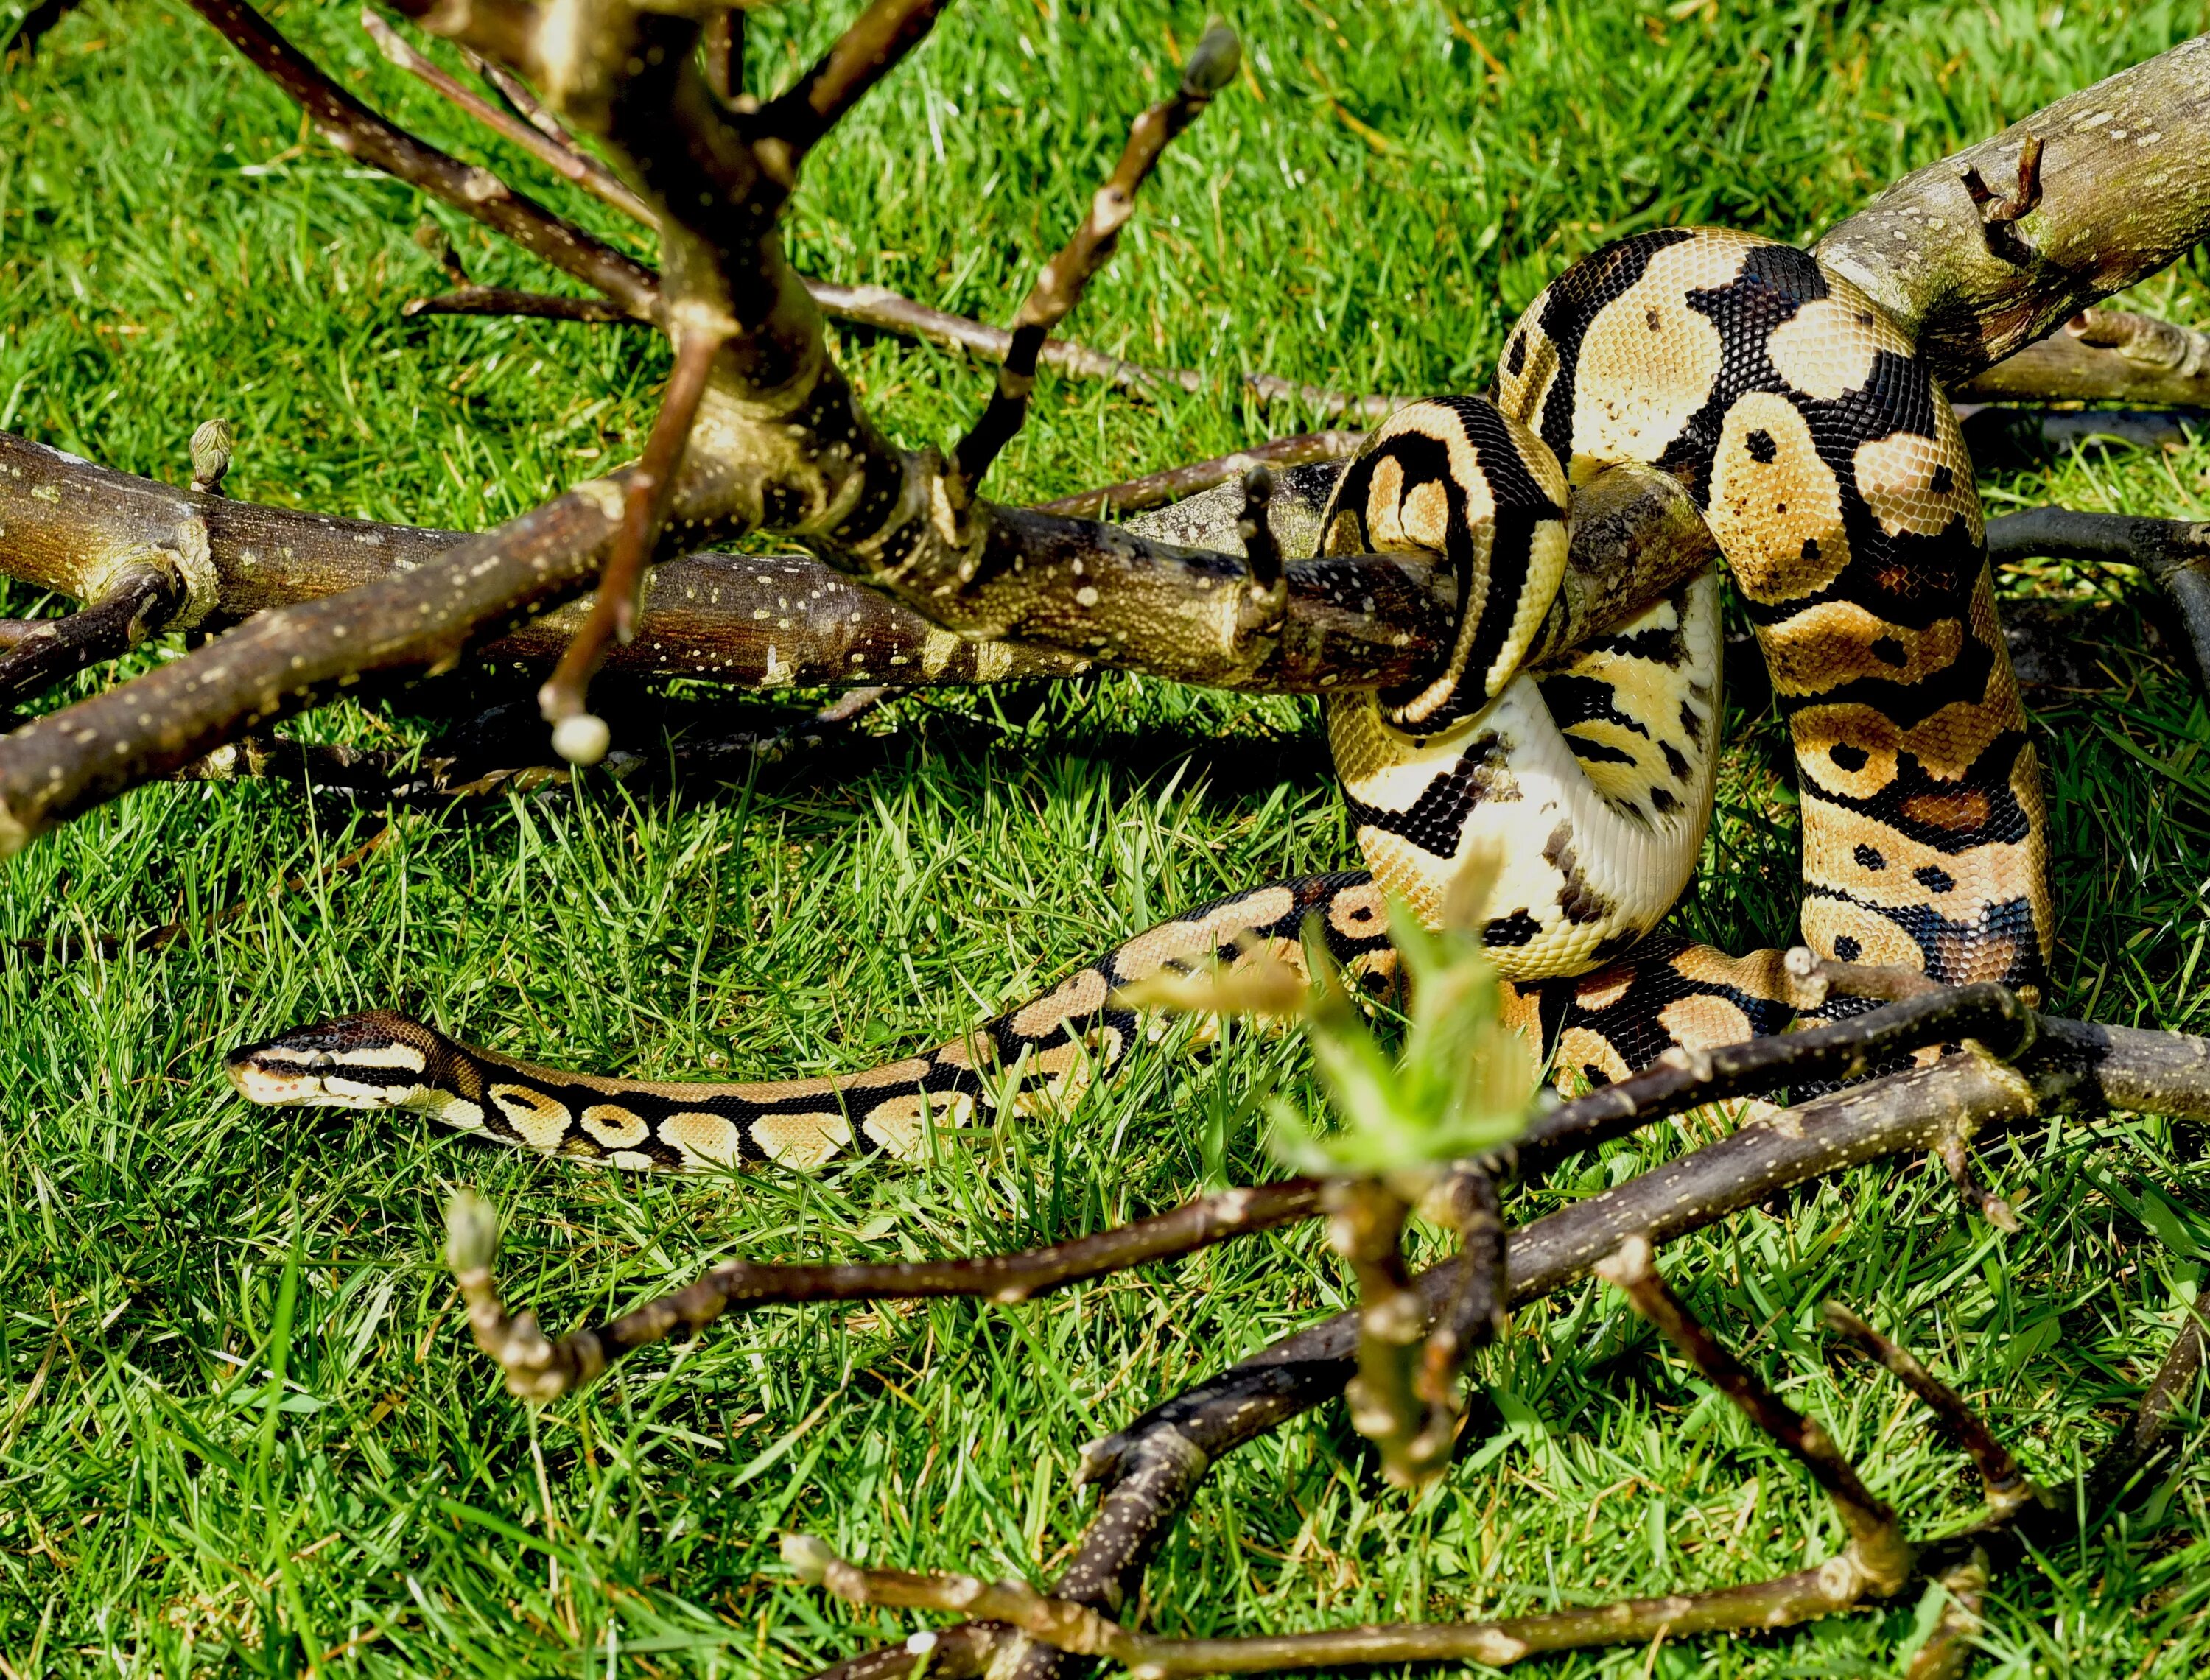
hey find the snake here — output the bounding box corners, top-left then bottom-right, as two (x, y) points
(228, 228), (2051, 1170)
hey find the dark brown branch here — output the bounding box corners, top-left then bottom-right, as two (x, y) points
(1325, 1178), (1439, 1487)
(0, 480), (636, 852)
(402, 285), (636, 323)
(832, 1022), (2210, 1680)
(364, 7), (659, 227)
(2087, 1304), (2208, 1506)
(0, 555), (186, 711)
(0, 432), (1082, 689)
(1601, 1240), (1908, 1592)
(1415, 1165), (1504, 1414)
(950, 24), (1239, 498)
(464, 46), (655, 225)
(539, 323), (728, 759)
(444, 1178), (1325, 1402)
(806, 280), (1398, 418)
(701, 10), (740, 105)
(187, 0), (660, 323)
(1957, 306), (2210, 406)
(1985, 505), (2210, 680)
(1232, 465), (1284, 595)
(1823, 1303), (2040, 1519)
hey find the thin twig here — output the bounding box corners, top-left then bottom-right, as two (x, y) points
(701, 9), (740, 104)
(2086, 1304), (2208, 1506)
(1822, 1303), (2041, 1520)
(1234, 464), (1285, 594)
(757, 0), (950, 160)
(539, 324), (727, 760)
(1325, 1178), (1439, 1486)
(402, 285), (636, 323)
(1032, 432), (1366, 519)
(1415, 1164), (1504, 1415)
(363, 7), (658, 225)
(187, 0), (659, 321)
(1601, 1237), (1912, 1592)
(950, 24), (1241, 500)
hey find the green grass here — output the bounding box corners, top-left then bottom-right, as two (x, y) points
(4, 0), (2210, 1674)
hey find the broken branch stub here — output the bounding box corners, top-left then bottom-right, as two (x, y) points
(1815, 33), (2210, 382)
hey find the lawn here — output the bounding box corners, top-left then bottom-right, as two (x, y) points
(3, 0), (2209, 1675)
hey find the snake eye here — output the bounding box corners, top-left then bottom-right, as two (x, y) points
(304, 1052), (338, 1075)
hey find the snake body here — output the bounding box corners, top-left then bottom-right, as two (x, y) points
(229, 228), (2050, 1164)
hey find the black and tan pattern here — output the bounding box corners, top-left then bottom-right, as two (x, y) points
(227, 872), (1396, 1170)
(228, 227), (2049, 1167)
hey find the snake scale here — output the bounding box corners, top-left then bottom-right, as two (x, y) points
(229, 228), (2052, 1170)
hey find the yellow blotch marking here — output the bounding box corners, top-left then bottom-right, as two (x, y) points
(1326, 880), (1389, 940)
(1498, 978), (1548, 1042)
(860, 1089), (979, 1159)
(1011, 967), (1112, 1038)
(1705, 394), (1847, 603)
(1764, 298), (1897, 400)
(1761, 602), (1962, 696)
(1114, 886), (1297, 983)
(1852, 425), (1981, 541)
(1657, 994), (1755, 1052)
(1574, 969), (1635, 1013)
(1556, 1027), (1632, 1090)
(331, 1041), (429, 1072)
(1011, 1038), (1100, 1115)
(1570, 279), (1725, 474)
(488, 1083), (572, 1150)
(1495, 310), (1562, 427)
(847, 1055), (934, 1091)
(1666, 945), (1791, 1001)
(1397, 477), (1453, 554)
(750, 1110), (853, 1170)
(1789, 712), (1901, 801)
(422, 1092), (486, 1131)
(580, 1103), (650, 1148)
(611, 1150), (659, 1173)
(659, 1109), (748, 1169)
(1801, 899), (1929, 971)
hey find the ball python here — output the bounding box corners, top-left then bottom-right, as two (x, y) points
(228, 228), (2051, 1170)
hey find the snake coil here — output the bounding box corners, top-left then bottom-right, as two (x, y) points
(230, 229), (2050, 1170)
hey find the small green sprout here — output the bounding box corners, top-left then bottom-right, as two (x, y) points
(1116, 845), (1543, 1189)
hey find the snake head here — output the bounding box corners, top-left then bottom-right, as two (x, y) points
(225, 1012), (441, 1109)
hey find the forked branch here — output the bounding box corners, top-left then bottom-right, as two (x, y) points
(787, 1240), (2049, 1673)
